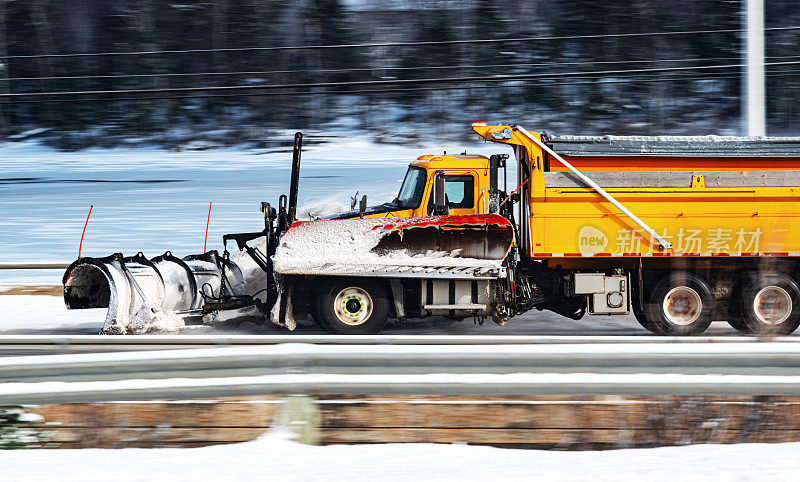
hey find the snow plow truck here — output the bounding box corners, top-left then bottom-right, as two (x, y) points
(64, 123), (800, 336)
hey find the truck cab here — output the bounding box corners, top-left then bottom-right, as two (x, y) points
(330, 153), (497, 219)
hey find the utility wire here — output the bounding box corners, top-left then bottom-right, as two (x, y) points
(5, 70), (799, 105)
(5, 55), (793, 83)
(4, 61), (800, 98)
(2, 26), (799, 60)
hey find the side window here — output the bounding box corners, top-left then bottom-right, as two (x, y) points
(428, 175), (475, 213)
(444, 175), (474, 208)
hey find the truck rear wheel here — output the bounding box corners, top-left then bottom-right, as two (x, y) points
(633, 301), (666, 335)
(726, 281), (750, 333)
(315, 279), (390, 335)
(726, 314), (750, 333)
(645, 274), (714, 335)
(738, 274), (800, 336)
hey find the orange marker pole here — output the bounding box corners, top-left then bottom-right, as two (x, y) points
(204, 202), (212, 252)
(78, 205), (93, 258)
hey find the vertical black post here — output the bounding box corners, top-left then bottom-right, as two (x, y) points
(287, 132), (303, 223)
(488, 154), (501, 214)
(489, 154), (499, 193)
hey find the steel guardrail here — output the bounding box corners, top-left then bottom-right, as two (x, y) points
(2, 343), (800, 403)
(0, 263), (70, 270)
(0, 334), (799, 345)
(5, 373), (800, 404)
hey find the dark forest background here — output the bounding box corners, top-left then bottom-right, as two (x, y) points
(2, 0), (800, 148)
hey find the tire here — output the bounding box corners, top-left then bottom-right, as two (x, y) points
(738, 274), (800, 336)
(645, 273), (714, 336)
(633, 299), (666, 335)
(726, 314), (750, 333)
(314, 279), (390, 335)
(725, 283), (750, 333)
(631, 280), (666, 335)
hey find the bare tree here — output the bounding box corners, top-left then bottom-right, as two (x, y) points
(0, 0), (9, 133)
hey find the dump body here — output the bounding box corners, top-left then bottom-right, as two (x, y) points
(471, 123), (800, 260)
(546, 134), (800, 171)
(532, 172), (800, 259)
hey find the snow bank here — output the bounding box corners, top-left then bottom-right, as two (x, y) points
(1, 428), (799, 481)
(0, 295), (104, 334)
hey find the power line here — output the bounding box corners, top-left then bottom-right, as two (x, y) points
(3, 55), (781, 83)
(3, 26), (800, 61)
(4, 61), (800, 98)
(5, 70), (798, 105)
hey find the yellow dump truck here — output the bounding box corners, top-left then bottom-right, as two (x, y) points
(468, 123), (800, 336)
(64, 125), (800, 336)
(321, 123), (800, 335)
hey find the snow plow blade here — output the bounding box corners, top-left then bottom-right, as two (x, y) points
(273, 214), (514, 278)
(63, 251), (260, 334)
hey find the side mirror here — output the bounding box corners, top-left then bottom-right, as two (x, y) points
(359, 195), (367, 218)
(432, 172), (448, 215)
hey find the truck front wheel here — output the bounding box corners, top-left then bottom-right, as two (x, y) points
(738, 274), (800, 336)
(315, 279), (390, 335)
(645, 274), (714, 335)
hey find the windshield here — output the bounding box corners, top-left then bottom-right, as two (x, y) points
(395, 166), (427, 209)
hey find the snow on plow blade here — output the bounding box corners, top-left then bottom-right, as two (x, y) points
(63, 251), (257, 334)
(273, 214), (514, 277)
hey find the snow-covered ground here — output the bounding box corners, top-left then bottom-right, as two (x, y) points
(0, 292), (765, 336)
(3, 428), (799, 481)
(0, 295), (105, 334)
